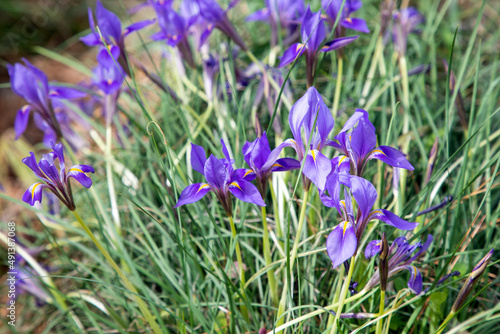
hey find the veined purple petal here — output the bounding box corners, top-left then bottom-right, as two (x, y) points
(338, 108), (372, 134)
(350, 176), (377, 222)
(261, 140), (297, 170)
(326, 221), (357, 268)
(228, 180), (266, 206)
(250, 133), (271, 170)
(405, 265), (423, 294)
(220, 139), (234, 175)
(277, 43), (306, 68)
(320, 36), (358, 53)
(369, 146), (414, 170)
(23, 182), (47, 206)
(14, 105), (31, 139)
(49, 86), (86, 100)
(97, 45), (121, 66)
(123, 19), (156, 37)
(365, 240), (382, 259)
(8, 62), (48, 107)
(341, 17), (369, 33)
(96, 0), (122, 43)
(231, 168), (256, 182)
(174, 183), (212, 208)
(67, 164), (94, 188)
(371, 209), (418, 230)
(50, 141), (66, 173)
(191, 144), (207, 175)
(22, 152), (47, 180)
(303, 150), (332, 191)
(38, 154), (62, 186)
(204, 155), (228, 191)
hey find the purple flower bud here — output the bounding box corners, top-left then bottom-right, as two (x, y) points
(452, 249), (494, 312)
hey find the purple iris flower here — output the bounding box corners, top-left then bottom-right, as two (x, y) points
(92, 59), (124, 96)
(324, 176), (418, 268)
(80, 1), (155, 66)
(247, 0), (306, 47)
(277, 6), (358, 86)
(195, 0), (248, 51)
(392, 7), (424, 56)
(8, 59), (85, 141)
(22, 142), (94, 211)
(321, 0), (370, 34)
(242, 132), (300, 195)
(150, 1), (196, 68)
(365, 235), (433, 294)
(272, 87), (334, 190)
(174, 140), (265, 215)
(331, 109), (413, 176)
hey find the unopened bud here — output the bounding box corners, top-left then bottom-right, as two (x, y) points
(379, 233), (389, 291)
(452, 249), (493, 312)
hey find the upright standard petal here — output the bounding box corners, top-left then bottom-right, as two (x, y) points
(191, 144), (207, 175)
(326, 221), (357, 268)
(350, 176), (377, 222)
(204, 155), (228, 191)
(300, 7), (325, 53)
(228, 180), (266, 206)
(174, 183), (212, 208)
(96, 0), (122, 43)
(371, 209), (418, 230)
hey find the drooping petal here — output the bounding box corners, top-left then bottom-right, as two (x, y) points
(371, 209), (418, 230)
(123, 19), (156, 37)
(341, 17), (369, 33)
(261, 139), (297, 170)
(303, 150), (332, 191)
(277, 43), (306, 68)
(326, 221), (357, 268)
(174, 183), (212, 208)
(350, 176), (377, 222)
(49, 86), (86, 100)
(231, 168), (256, 182)
(67, 165), (95, 188)
(246, 8), (270, 22)
(204, 155), (228, 191)
(273, 158), (301, 172)
(365, 240), (382, 259)
(191, 144), (207, 175)
(22, 182), (47, 206)
(22, 152), (47, 181)
(405, 265), (423, 294)
(228, 180), (266, 206)
(320, 35), (358, 52)
(369, 146), (414, 170)
(14, 105), (31, 139)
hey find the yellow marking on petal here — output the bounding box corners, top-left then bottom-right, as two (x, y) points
(107, 44), (113, 51)
(272, 163), (283, 168)
(342, 221), (349, 236)
(411, 266), (417, 278)
(371, 149), (385, 156)
(243, 170), (254, 177)
(22, 105), (30, 113)
(208, 23), (214, 30)
(296, 43), (304, 52)
(321, 14), (328, 19)
(311, 150), (316, 161)
(122, 28), (129, 35)
(376, 242), (382, 246)
(69, 168), (84, 174)
(338, 155), (348, 166)
(51, 90), (59, 95)
(367, 210), (382, 221)
(321, 45), (329, 51)
(229, 182), (241, 190)
(107, 79), (113, 85)
(345, 17), (353, 24)
(197, 183), (210, 192)
(172, 35), (178, 41)
(31, 182), (43, 198)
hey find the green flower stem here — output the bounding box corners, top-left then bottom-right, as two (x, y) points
(274, 289), (368, 333)
(228, 215), (250, 321)
(262, 206), (279, 306)
(72, 211), (162, 334)
(332, 56), (343, 118)
(269, 181), (284, 251)
(105, 124), (122, 234)
(376, 291), (386, 334)
(436, 311), (456, 334)
(331, 255), (357, 334)
(327, 264), (345, 329)
(275, 189), (310, 332)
